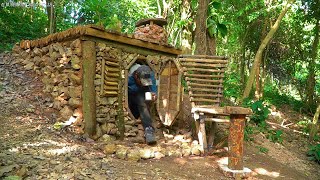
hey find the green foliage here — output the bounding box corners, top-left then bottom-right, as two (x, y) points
(244, 100), (270, 125)
(267, 130), (283, 143)
(263, 83), (307, 112)
(223, 71), (242, 99)
(244, 125), (255, 141)
(207, 1), (228, 38)
(257, 146), (269, 153)
(0, 0), (47, 52)
(307, 144), (320, 163)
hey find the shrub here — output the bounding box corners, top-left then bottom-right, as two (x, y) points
(307, 144), (320, 163)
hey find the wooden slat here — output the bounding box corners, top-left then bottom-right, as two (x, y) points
(100, 58), (106, 96)
(105, 81), (118, 86)
(178, 55), (227, 60)
(104, 86), (118, 91)
(183, 67), (225, 73)
(184, 73), (224, 78)
(105, 61), (119, 67)
(187, 82), (223, 88)
(186, 77), (222, 83)
(104, 77), (119, 82)
(190, 98), (220, 103)
(105, 91), (118, 95)
(204, 118), (230, 123)
(105, 67), (120, 72)
(104, 71), (120, 77)
(104, 57), (119, 62)
(188, 87), (221, 92)
(181, 62), (227, 68)
(190, 94), (223, 98)
(179, 58), (228, 63)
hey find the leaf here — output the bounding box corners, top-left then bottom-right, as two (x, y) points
(217, 23), (228, 37)
(208, 26), (216, 38)
(210, 1), (222, 10)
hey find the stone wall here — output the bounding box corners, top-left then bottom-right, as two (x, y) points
(134, 24), (167, 45)
(12, 39), (84, 128)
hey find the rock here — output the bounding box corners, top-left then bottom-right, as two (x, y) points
(104, 144), (117, 154)
(182, 147), (191, 156)
(154, 151), (165, 159)
(95, 124), (103, 139)
(107, 97), (118, 105)
(69, 73), (81, 85)
(127, 149), (141, 162)
(69, 98), (82, 108)
(116, 145), (128, 160)
(70, 39), (81, 48)
(97, 43), (106, 51)
(71, 56), (81, 70)
(97, 118), (107, 124)
(140, 148), (154, 159)
(99, 134), (116, 144)
(69, 86), (82, 98)
(191, 146), (201, 156)
(24, 62), (34, 70)
(59, 106), (74, 120)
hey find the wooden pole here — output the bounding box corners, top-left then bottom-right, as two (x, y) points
(228, 114), (246, 170)
(82, 41), (97, 137)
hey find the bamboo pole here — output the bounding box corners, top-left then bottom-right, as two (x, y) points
(183, 68), (225, 73)
(186, 77), (222, 83)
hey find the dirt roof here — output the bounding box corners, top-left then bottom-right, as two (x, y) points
(19, 24), (181, 55)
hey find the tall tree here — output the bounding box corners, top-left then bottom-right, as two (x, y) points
(241, 0), (294, 102)
(46, 0), (56, 34)
(194, 0), (216, 55)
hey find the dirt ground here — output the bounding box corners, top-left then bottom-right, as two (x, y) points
(0, 53), (319, 180)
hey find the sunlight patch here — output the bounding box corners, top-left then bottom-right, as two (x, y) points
(254, 167), (280, 178)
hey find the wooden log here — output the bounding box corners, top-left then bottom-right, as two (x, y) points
(199, 119), (207, 153)
(104, 86), (118, 91)
(184, 73), (224, 78)
(183, 67), (225, 73)
(105, 67), (120, 72)
(100, 58), (106, 96)
(82, 40), (97, 137)
(104, 77), (119, 82)
(179, 58), (228, 63)
(105, 60), (119, 67)
(204, 118), (230, 123)
(190, 98), (220, 103)
(181, 62), (227, 68)
(186, 77), (222, 83)
(104, 57), (119, 62)
(104, 71), (120, 77)
(105, 91), (118, 95)
(190, 94), (223, 98)
(188, 87), (221, 92)
(187, 82), (223, 88)
(228, 114), (246, 170)
(105, 81), (118, 86)
(178, 54), (228, 60)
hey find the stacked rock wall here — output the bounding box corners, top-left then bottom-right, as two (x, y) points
(134, 24), (167, 45)
(12, 39), (84, 128)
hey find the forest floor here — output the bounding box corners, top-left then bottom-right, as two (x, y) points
(0, 52), (320, 180)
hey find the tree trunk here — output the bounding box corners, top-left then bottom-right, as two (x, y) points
(241, 1), (293, 102)
(306, 19), (319, 108)
(194, 0), (208, 55)
(46, 0), (56, 34)
(309, 104), (320, 141)
(255, 18), (268, 100)
(194, 0), (216, 55)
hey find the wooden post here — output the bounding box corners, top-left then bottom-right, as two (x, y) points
(228, 114), (246, 170)
(82, 40), (97, 137)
